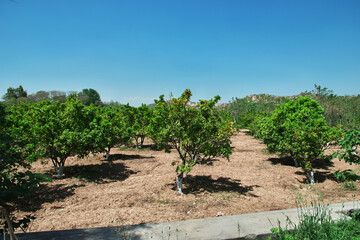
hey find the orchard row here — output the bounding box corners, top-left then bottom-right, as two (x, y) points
(1, 88), (359, 233)
(2, 90), (233, 194)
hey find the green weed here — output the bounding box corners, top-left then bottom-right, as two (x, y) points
(269, 186), (360, 239)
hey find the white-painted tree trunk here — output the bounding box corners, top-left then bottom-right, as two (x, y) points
(353, 146), (358, 155)
(293, 158), (299, 167)
(307, 171), (315, 184)
(106, 150), (110, 160)
(56, 166), (64, 179)
(176, 176), (183, 194)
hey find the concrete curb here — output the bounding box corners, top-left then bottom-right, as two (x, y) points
(12, 201), (360, 240)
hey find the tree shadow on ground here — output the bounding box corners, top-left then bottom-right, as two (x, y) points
(120, 144), (163, 152)
(46, 162), (138, 184)
(234, 149), (257, 153)
(141, 144), (163, 151)
(295, 170), (337, 184)
(268, 156), (298, 167)
(268, 156), (334, 170)
(312, 157), (334, 170)
(169, 175), (259, 196)
(15, 183), (84, 212)
(106, 153), (155, 161)
(198, 158), (220, 166)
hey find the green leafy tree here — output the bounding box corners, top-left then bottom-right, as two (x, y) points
(1, 103), (50, 235)
(118, 104), (137, 145)
(78, 88), (102, 106)
(2, 85), (27, 101)
(149, 89), (234, 194)
(335, 130), (360, 165)
(226, 95), (287, 129)
(27, 91), (50, 102)
(117, 104), (152, 149)
(49, 91), (67, 103)
(311, 84), (334, 97)
(135, 104), (153, 148)
(90, 106), (132, 160)
(332, 129), (360, 184)
(257, 96), (336, 184)
(132, 104), (153, 148)
(249, 112), (271, 137)
(9, 95), (95, 178)
(302, 84), (360, 129)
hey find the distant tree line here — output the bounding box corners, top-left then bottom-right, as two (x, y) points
(1, 86), (103, 107)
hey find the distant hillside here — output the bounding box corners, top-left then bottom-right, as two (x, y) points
(242, 93), (297, 102)
(227, 91), (360, 129)
(149, 92), (359, 113)
(147, 101), (229, 109)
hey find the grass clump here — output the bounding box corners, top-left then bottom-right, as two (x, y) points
(269, 187), (360, 239)
(270, 209), (360, 239)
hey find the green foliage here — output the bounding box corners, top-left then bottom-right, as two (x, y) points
(249, 112), (270, 137)
(1, 102), (51, 201)
(334, 129), (360, 165)
(119, 104), (153, 149)
(27, 90), (50, 103)
(332, 129), (360, 188)
(89, 105), (132, 159)
(0, 103), (50, 234)
(310, 84), (334, 97)
(270, 200), (360, 240)
(132, 104), (153, 148)
(257, 96), (335, 181)
(8, 95), (96, 178)
(105, 101), (125, 110)
(270, 186), (360, 239)
(2, 85), (27, 101)
(334, 169), (359, 191)
(225, 85), (360, 132)
(78, 88), (102, 106)
(149, 89), (233, 193)
(226, 95), (287, 129)
(333, 169), (360, 183)
(1, 88), (105, 108)
(301, 85), (360, 129)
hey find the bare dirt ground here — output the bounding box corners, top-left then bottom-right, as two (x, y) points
(14, 130), (360, 232)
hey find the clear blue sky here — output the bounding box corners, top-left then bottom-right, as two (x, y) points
(1, 0), (359, 106)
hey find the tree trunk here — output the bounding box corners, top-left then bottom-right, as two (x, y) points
(55, 166), (64, 179)
(135, 138), (139, 149)
(105, 147), (111, 160)
(176, 172), (184, 194)
(0, 206), (16, 240)
(51, 158), (65, 179)
(140, 136), (145, 148)
(307, 171), (315, 184)
(293, 158), (299, 167)
(54, 159), (66, 179)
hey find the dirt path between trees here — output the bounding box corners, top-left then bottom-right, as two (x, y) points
(15, 130), (360, 232)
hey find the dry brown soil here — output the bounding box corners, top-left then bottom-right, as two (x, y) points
(14, 130), (360, 232)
